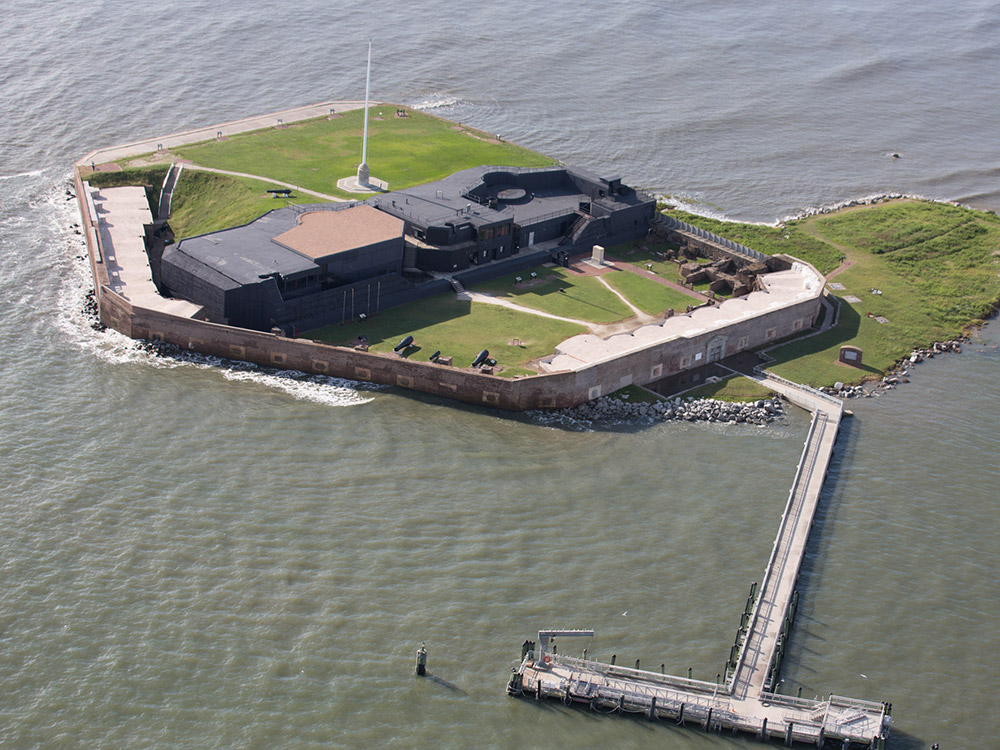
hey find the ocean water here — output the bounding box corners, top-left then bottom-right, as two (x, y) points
(0, 1), (998, 747)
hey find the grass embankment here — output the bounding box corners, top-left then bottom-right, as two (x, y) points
(308, 294), (585, 378)
(82, 106), (555, 240)
(682, 377), (777, 402)
(665, 200), (1000, 391)
(85, 168), (328, 239)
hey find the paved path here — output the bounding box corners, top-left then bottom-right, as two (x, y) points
(455, 287), (668, 338)
(77, 100), (372, 167)
(183, 164), (347, 202)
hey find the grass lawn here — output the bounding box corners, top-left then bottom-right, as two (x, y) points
(305, 293), (585, 377)
(666, 199), (1000, 387)
(608, 237), (688, 281)
(664, 207), (843, 274)
(470, 267), (633, 323)
(167, 108), (554, 199)
(682, 376), (777, 402)
(610, 384), (665, 403)
(600, 268), (699, 314)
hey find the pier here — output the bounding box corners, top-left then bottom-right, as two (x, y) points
(507, 376), (892, 748)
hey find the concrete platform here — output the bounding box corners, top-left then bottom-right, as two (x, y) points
(90, 186), (202, 317)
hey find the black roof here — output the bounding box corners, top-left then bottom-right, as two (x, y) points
(165, 203), (359, 287)
(367, 165), (646, 230)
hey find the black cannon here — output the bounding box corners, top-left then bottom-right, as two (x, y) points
(394, 335), (414, 352)
(471, 349), (490, 368)
(429, 350), (441, 362)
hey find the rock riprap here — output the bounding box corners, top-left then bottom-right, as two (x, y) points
(562, 394), (785, 425)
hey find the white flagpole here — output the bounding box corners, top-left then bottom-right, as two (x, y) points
(361, 39), (372, 169)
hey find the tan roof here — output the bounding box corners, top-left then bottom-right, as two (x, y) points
(273, 204), (404, 259)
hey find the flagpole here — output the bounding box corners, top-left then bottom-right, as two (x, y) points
(361, 39), (371, 170)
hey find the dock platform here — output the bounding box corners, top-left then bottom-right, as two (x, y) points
(507, 376), (892, 748)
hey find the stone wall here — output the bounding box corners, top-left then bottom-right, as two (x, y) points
(89, 283), (817, 412)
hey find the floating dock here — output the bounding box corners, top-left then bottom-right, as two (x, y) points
(507, 375), (892, 748)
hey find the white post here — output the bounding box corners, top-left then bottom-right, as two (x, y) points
(360, 39), (372, 174)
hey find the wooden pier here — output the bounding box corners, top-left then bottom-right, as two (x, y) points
(507, 375), (892, 748)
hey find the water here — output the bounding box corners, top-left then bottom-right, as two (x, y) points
(1, 1), (998, 747)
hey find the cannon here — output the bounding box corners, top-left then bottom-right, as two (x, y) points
(393, 335), (414, 352)
(471, 349), (490, 368)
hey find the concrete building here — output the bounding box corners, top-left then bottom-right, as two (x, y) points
(369, 165), (655, 272)
(160, 165), (655, 332)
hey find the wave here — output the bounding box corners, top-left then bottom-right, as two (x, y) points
(660, 189), (968, 227)
(0, 168), (45, 181)
(410, 95), (461, 111)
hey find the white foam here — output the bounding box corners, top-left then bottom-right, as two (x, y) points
(0, 169), (45, 182)
(52, 185), (379, 408)
(411, 95), (461, 111)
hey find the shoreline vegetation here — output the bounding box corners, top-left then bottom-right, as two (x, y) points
(81, 106), (1000, 409)
(660, 197), (1000, 402)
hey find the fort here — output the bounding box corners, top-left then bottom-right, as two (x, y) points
(74, 101), (899, 748)
(75, 101), (829, 412)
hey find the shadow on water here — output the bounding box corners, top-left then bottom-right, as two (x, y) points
(420, 673), (467, 696)
(885, 728), (937, 750)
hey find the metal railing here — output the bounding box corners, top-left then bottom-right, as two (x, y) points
(659, 215), (767, 262)
(754, 367), (844, 409)
(729, 411), (823, 690)
(546, 652), (722, 695)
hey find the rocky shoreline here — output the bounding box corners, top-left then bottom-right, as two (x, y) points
(560, 394), (786, 425)
(820, 337), (967, 399)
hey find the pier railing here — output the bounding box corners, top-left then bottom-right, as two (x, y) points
(541, 652), (722, 695)
(729, 410), (824, 691)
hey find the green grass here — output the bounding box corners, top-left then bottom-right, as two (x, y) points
(663, 208), (843, 274)
(663, 199), (1000, 387)
(600, 268), (699, 314)
(610, 384), (665, 403)
(168, 108), (554, 199)
(470, 267), (633, 323)
(169, 171), (330, 238)
(306, 293), (585, 376)
(682, 376), (776, 402)
(765, 202), (1000, 385)
(84, 167), (331, 239)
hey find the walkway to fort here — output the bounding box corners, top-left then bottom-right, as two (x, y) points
(510, 374), (891, 747)
(77, 100), (371, 168)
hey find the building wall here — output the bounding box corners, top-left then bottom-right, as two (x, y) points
(321, 235), (403, 284)
(93, 276), (819, 412)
